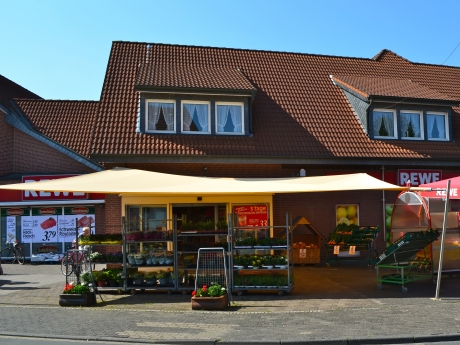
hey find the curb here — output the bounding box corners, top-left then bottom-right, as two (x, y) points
(2, 332), (460, 345)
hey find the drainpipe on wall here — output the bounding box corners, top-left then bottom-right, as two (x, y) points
(381, 164), (386, 244)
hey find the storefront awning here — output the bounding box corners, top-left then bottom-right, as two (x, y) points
(0, 167), (422, 196)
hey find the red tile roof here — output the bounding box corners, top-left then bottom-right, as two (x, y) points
(13, 99), (99, 157)
(0, 74), (41, 109)
(76, 42), (460, 161)
(136, 63), (256, 91)
(331, 75), (458, 102)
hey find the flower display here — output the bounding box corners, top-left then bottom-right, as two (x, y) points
(192, 283), (226, 297)
(62, 282), (91, 294)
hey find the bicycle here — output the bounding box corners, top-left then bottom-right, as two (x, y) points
(0, 239), (25, 265)
(60, 249), (90, 276)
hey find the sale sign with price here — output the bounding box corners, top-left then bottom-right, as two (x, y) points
(233, 205), (268, 227)
(21, 215), (58, 243)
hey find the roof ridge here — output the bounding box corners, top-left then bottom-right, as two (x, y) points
(113, 40), (377, 62)
(13, 98), (99, 103)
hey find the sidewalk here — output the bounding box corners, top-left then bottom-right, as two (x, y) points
(1, 263), (460, 344)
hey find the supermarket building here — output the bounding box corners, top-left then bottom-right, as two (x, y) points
(1, 42), (460, 259)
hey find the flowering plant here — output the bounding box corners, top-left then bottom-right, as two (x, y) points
(192, 283), (226, 297)
(63, 282), (91, 294)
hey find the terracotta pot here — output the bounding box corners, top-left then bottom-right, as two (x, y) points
(191, 294), (228, 310)
(97, 281), (106, 287)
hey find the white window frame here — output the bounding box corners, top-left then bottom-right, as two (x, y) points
(373, 108), (397, 139)
(426, 111), (449, 141)
(400, 110), (424, 140)
(145, 99), (176, 134)
(181, 100), (211, 135)
(215, 101), (245, 135)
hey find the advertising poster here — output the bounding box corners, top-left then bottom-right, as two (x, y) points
(335, 204), (359, 226)
(58, 214), (95, 242)
(233, 205), (268, 227)
(6, 216), (16, 244)
(385, 203), (393, 247)
(21, 215), (58, 243)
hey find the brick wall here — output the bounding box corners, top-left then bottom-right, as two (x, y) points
(12, 130), (94, 173)
(0, 117), (14, 176)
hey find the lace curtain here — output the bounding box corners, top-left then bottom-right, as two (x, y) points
(183, 104), (208, 132)
(373, 111), (394, 137)
(427, 114), (446, 139)
(148, 102), (174, 131)
(217, 105), (242, 133)
(401, 112), (421, 138)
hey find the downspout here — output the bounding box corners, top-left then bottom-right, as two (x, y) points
(381, 164), (386, 246)
(249, 90), (256, 136)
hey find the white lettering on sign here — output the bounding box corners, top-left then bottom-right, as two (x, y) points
(398, 170), (442, 186)
(435, 188), (459, 197)
(23, 178), (85, 199)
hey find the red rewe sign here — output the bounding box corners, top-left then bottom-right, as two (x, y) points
(22, 175), (87, 201)
(398, 169), (442, 187)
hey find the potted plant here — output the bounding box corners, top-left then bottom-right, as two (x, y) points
(90, 252), (104, 262)
(132, 271), (144, 285)
(171, 270), (184, 286)
(144, 271), (157, 285)
(191, 283), (228, 310)
(263, 255), (277, 269)
(81, 271), (92, 284)
(156, 271), (171, 286)
(184, 255), (195, 268)
(216, 220), (228, 232)
(59, 282), (96, 306)
(92, 271), (107, 287)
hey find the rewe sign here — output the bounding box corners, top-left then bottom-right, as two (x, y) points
(398, 169), (442, 187)
(22, 175), (87, 201)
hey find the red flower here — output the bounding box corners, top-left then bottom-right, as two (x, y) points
(202, 286), (207, 292)
(192, 291), (196, 296)
(63, 284), (74, 293)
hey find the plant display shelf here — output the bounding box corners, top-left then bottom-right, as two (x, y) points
(374, 230), (440, 293)
(325, 225), (380, 268)
(121, 218), (178, 295)
(229, 213), (293, 296)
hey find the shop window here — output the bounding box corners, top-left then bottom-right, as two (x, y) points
(181, 101), (210, 134)
(216, 102), (244, 135)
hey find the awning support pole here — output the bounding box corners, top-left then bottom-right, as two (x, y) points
(433, 179), (450, 300)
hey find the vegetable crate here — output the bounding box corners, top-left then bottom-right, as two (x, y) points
(325, 225), (380, 268)
(374, 230), (440, 293)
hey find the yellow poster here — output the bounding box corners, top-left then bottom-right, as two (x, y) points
(336, 204), (359, 226)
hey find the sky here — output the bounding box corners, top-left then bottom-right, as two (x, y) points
(1, 0), (460, 101)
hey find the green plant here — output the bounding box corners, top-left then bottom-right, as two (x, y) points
(90, 252), (104, 261)
(144, 272), (156, 280)
(181, 220), (196, 231)
(192, 283), (226, 297)
(275, 255), (288, 266)
(156, 271), (170, 279)
(197, 220), (215, 231)
(216, 220), (228, 230)
(63, 283), (91, 294)
(263, 255), (277, 266)
(184, 255), (194, 262)
(81, 271), (92, 284)
(131, 271), (144, 279)
(257, 237), (272, 246)
(235, 236), (256, 246)
(92, 270), (107, 281)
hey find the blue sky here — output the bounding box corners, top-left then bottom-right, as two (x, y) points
(1, 0), (459, 100)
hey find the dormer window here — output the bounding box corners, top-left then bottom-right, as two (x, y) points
(216, 102), (244, 135)
(146, 100), (175, 133)
(401, 110), (423, 139)
(182, 101), (210, 134)
(427, 112), (448, 140)
(373, 109), (396, 139)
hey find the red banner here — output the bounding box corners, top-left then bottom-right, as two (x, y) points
(233, 205), (268, 227)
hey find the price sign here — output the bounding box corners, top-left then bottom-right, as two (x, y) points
(300, 248), (306, 258)
(349, 246), (356, 255)
(233, 205), (268, 227)
(333, 245), (340, 254)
